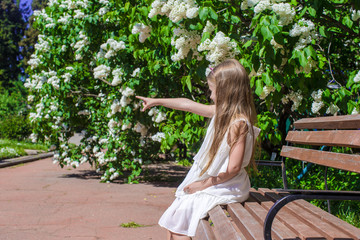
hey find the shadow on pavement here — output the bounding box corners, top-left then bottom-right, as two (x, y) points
(59, 162), (190, 188)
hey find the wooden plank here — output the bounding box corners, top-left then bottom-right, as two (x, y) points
(285, 130), (360, 148)
(280, 146), (360, 173)
(279, 196), (360, 240)
(194, 219), (216, 240)
(208, 205), (244, 240)
(251, 189), (325, 239)
(227, 203), (264, 240)
(294, 114), (360, 130)
(244, 201), (298, 240)
(259, 189), (354, 240)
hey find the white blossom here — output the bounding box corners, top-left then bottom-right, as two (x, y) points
(121, 87), (135, 97)
(351, 9), (360, 21)
(271, 3), (295, 26)
(289, 19), (316, 50)
(354, 70), (360, 83)
(132, 23), (151, 43)
(198, 31), (239, 65)
(326, 103), (339, 115)
(134, 122), (148, 136)
(154, 111), (167, 123)
(111, 68), (124, 86)
(149, 0), (199, 23)
(94, 65), (111, 79)
(99, 39), (126, 59)
(311, 101), (324, 114)
(131, 68), (141, 77)
(171, 27), (201, 61)
(151, 132), (166, 142)
(351, 108), (359, 115)
(282, 90), (303, 111)
(259, 85), (276, 99)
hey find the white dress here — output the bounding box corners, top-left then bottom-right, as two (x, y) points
(158, 117), (261, 237)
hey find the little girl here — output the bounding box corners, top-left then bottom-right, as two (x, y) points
(136, 59), (260, 240)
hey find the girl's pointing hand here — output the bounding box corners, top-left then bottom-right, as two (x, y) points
(135, 96), (157, 112)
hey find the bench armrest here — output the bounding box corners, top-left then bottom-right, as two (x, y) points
(264, 191), (360, 240)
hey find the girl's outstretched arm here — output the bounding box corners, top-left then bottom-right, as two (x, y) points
(136, 96), (215, 118)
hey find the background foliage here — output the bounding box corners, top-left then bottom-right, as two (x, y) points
(25, 0), (360, 183)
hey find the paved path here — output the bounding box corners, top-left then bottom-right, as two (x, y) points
(0, 158), (186, 240)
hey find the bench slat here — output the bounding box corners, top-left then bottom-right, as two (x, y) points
(260, 188), (354, 240)
(194, 219), (216, 240)
(294, 114), (360, 129)
(276, 192), (360, 240)
(285, 130), (360, 148)
(208, 205), (244, 240)
(280, 146), (360, 173)
(250, 189), (325, 239)
(244, 202), (298, 240)
(227, 203), (263, 240)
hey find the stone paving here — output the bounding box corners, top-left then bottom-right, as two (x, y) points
(0, 158), (187, 240)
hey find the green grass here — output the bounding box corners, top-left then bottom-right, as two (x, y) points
(120, 221), (147, 228)
(0, 138), (49, 160)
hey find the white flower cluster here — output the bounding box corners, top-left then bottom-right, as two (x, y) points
(352, 107), (359, 115)
(203, 21), (216, 35)
(281, 90), (303, 111)
(351, 9), (360, 21)
(171, 27), (201, 61)
(151, 132), (166, 142)
(148, 0), (199, 22)
(98, 39), (126, 59)
(354, 70), (360, 83)
(47, 70), (61, 90)
(94, 65), (111, 80)
(134, 122), (148, 136)
(72, 31), (89, 60)
(111, 68), (124, 86)
(131, 68), (141, 77)
(58, 13), (71, 24)
(311, 90), (324, 114)
(35, 35), (51, 52)
(271, 3), (295, 26)
(74, 9), (85, 19)
(29, 133), (38, 143)
(198, 31), (239, 66)
(148, 108), (167, 123)
(78, 110), (90, 116)
(108, 119), (120, 133)
(260, 85), (276, 99)
(289, 19), (316, 50)
(25, 72), (46, 90)
(0, 147), (19, 156)
(119, 86), (135, 107)
(132, 23), (152, 43)
(28, 54), (41, 69)
(326, 103), (339, 115)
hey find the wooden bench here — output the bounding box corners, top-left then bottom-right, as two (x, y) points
(194, 114), (360, 240)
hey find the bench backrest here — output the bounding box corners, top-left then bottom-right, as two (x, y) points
(280, 114), (360, 174)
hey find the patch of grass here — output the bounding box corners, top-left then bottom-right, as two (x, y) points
(120, 221), (146, 228)
(0, 138), (49, 160)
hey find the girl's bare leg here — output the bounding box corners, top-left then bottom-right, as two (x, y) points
(167, 230), (172, 240)
(170, 232), (191, 240)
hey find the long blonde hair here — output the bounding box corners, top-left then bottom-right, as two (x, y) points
(200, 59), (257, 176)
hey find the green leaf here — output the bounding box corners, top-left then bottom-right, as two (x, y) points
(255, 79), (263, 96)
(243, 40), (252, 49)
(209, 7), (218, 21)
(231, 15), (241, 24)
(307, 6), (316, 17)
(262, 72), (272, 86)
(199, 7), (209, 22)
(261, 26), (273, 41)
(319, 26), (326, 37)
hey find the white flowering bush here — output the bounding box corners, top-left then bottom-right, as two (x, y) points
(26, 0), (360, 182)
